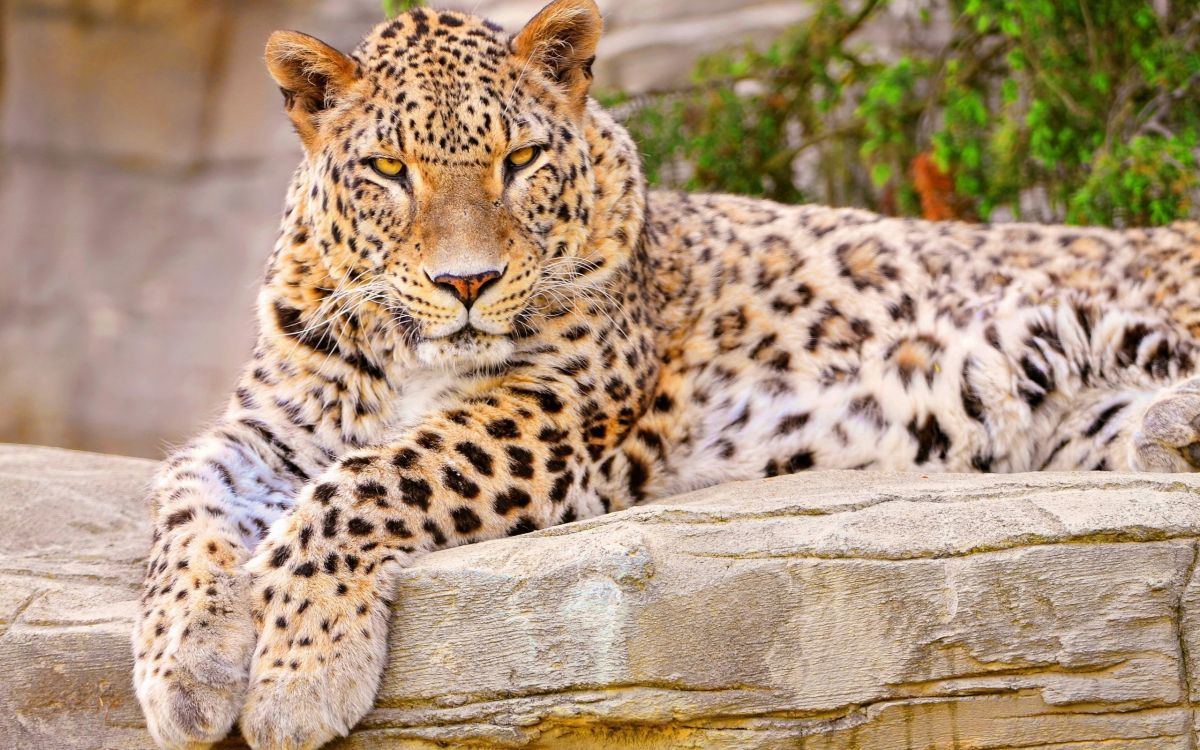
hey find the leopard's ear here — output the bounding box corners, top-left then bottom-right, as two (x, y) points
(511, 0), (602, 117)
(265, 31), (358, 151)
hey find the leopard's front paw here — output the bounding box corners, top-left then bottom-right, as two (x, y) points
(239, 531), (392, 749)
(133, 563), (255, 749)
(239, 662), (383, 750)
(1133, 377), (1200, 472)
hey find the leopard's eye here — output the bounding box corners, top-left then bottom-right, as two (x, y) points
(505, 145), (541, 170)
(370, 157), (406, 180)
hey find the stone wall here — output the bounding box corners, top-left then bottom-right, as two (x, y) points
(0, 0), (934, 457)
(0, 0), (309, 457)
(4, 444), (1200, 748)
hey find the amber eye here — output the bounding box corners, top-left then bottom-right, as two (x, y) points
(370, 157), (406, 180)
(505, 145), (541, 170)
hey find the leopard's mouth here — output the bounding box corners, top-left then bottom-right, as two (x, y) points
(442, 325), (494, 342)
(428, 324), (512, 348)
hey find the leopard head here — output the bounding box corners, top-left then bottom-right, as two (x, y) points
(265, 0), (633, 371)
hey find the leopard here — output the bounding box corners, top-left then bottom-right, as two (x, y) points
(130, 1), (1200, 748)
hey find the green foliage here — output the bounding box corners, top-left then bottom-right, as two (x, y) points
(608, 0), (1200, 226)
(382, 0), (423, 17)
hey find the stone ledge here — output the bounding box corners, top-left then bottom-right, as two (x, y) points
(2, 444), (1200, 748)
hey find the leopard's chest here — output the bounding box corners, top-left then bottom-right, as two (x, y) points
(385, 368), (463, 439)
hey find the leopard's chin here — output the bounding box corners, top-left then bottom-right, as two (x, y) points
(415, 328), (515, 371)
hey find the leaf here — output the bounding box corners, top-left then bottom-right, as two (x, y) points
(382, 0), (422, 16)
(871, 163), (893, 187)
(612, 0), (1200, 226)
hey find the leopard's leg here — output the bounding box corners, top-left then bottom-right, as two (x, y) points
(133, 429), (302, 749)
(239, 385), (585, 750)
(963, 295), (1198, 472)
(1131, 376), (1200, 471)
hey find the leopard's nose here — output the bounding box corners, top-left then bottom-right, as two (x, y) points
(429, 267), (505, 309)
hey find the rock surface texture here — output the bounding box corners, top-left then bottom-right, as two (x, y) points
(3, 444), (1200, 749)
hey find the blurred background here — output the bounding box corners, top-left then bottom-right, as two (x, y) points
(0, 0), (1196, 458)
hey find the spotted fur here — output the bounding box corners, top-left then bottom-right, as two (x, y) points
(132, 2), (1200, 748)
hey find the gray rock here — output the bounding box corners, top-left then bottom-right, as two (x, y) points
(3, 443), (1200, 748)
